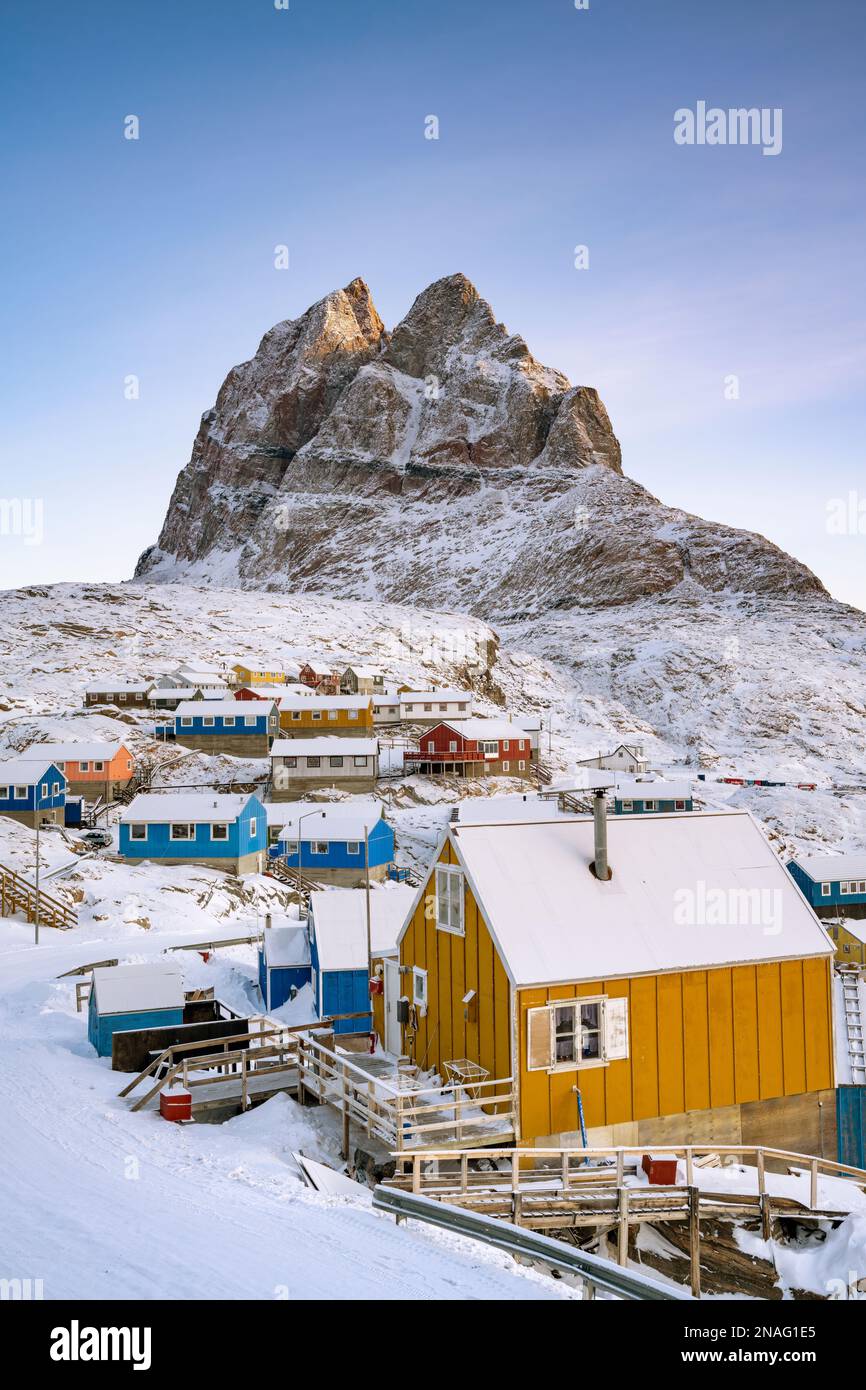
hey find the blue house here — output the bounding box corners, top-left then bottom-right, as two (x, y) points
(119, 792), (267, 875)
(0, 757), (66, 828)
(173, 699), (279, 757)
(613, 780), (694, 815)
(258, 924), (312, 1010)
(88, 963), (185, 1057)
(270, 801), (395, 886)
(307, 884), (415, 1035)
(787, 853), (866, 917)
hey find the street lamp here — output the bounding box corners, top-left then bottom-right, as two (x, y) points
(291, 808), (326, 901)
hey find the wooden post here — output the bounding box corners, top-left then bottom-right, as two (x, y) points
(297, 1041), (305, 1104)
(561, 1151), (570, 1191)
(617, 1187), (629, 1266)
(810, 1157), (819, 1211)
(615, 1149), (624, 1186)
(757, 1149), (771, 1240)
(688, 1185), (701, 1298)
(366, 1081), (374, 1138)
(241, 1051), (248, 1111)
(396, 1092), (404, 1152)
(686, 1147), (694, 1187)
(412, 1153), (422, 1194)
(341, 1068), (350, 1161)
(461, 1152), (469, 1193)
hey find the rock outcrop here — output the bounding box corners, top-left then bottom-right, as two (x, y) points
(136, 273), (826, 614)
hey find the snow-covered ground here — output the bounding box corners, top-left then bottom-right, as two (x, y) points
(3, 577), (866, 1300)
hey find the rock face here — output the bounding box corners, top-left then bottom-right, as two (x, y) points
(136, 273), (826, 614)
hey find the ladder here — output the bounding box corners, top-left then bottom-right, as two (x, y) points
(840, 967), (866, 1085)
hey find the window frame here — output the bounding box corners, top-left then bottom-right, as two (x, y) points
(526, 995), (629, 1073)
(435, 864), (465, 936)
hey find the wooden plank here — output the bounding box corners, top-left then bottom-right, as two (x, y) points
(707, 968), (735, 1108)
(732, 965), (760, 1104)
(682, 970), (710, 1112)
(755, 962), (784, 1100)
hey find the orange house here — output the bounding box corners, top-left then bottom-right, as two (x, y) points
(29, 742), (135, 799)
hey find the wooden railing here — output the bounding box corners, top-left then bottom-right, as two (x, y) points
(297, 1035), (515, 1153)
(0, 862), (77, 930)
(386, 1144), (866, 1298)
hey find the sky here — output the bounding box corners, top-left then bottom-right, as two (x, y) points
(1, 0), (865, 606)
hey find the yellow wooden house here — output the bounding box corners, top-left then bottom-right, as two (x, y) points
(276, 694), (375, 737)
(825, 919), (866, 966)
(232, 661), (301, 687)
(394, 806), (836, 1156)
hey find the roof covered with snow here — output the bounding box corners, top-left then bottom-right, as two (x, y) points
(309, 885), (416, 970)
(121, 792), (258, 823)
(0, 757), (65, 784)
(84, 680), (151, 694)
(91, 962), (185, 1015)
(25, 741), (126, 761)
(435, 717), (528, 741)
(277, 802), (384, 841)
(444, 810), (833, 987)
(791, 852), (866, 881)
(262, 925), (311, 969)
(174, 699), (277, 718)
(456, 794), (569, 825)
(270, 737), (378, 758)
(276, 694), (372, 711)
(400, 689), (473, 703)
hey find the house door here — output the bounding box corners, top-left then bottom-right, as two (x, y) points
(384, 959), (401, 1055)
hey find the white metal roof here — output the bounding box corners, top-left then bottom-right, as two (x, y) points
(791, 852), (866, 881)
(26, 741), (126, 761)
(174, 699), (277, 718)
(310, 885), (416, 971)
(277, 802), (384, 841)
(276, 694), (372, 712)
(444, 810), (832, 987)
(262, 925), (311, 969)
(270, 737), (378, 758)
(342, 665), (381, 678)
(91, 962), (184, 1015)
(121, 792), (258, 823)
(0, 757), (64, 785)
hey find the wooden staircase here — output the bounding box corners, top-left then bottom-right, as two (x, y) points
(0, 862), (77, 931)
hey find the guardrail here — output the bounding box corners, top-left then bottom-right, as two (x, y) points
(371, 1186), (691, 1300)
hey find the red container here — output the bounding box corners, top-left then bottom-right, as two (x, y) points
(642, 1152), (678, 1185)
(160, 1089), (192, 1122)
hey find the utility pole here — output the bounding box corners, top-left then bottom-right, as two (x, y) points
(34, 814), (41, 946)
(364, 825), (373, 988)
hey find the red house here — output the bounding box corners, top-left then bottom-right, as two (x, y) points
(403, 719), (531, 778)
(298, 661), (340, 695)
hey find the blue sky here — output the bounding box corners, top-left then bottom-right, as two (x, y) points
(2, 0), (865, 606)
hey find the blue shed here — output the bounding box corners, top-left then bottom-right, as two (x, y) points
(87, 963), (185, 1057)
(613, 781), (694, 815)
(308, 884), (415, 1034)
(258, 924), (312, 1010)
(787, 854), (866, 913)
(119, 792), (267, 875)
(271, 801), (395, 886)
(0, 757), (66, 828)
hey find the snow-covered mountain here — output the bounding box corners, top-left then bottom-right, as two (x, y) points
(135, 273), (827, 613)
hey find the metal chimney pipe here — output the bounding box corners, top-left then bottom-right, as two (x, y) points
(592, 788), (611, 881)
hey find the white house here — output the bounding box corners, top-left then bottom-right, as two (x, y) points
(576, 743), (649, 775)
(399, 689), (474, 723)
(270, 736), (380, 796)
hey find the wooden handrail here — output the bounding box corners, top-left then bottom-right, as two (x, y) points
(0, 861), (77, 929)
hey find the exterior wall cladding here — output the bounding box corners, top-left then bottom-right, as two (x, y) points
(408, 723), (531, 777)
(0, 764), (66, 827)
(174, 708), (277, 757)
(119, 795), (267, 873)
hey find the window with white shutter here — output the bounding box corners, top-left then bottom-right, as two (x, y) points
(526, 995), (630, 1071)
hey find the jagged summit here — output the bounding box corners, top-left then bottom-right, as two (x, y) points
(136, 274), (825, 613)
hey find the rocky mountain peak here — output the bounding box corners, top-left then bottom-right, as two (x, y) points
(136, 274), (826, 614)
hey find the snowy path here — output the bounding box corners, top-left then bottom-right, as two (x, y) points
(0, 927), (569, 1301)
